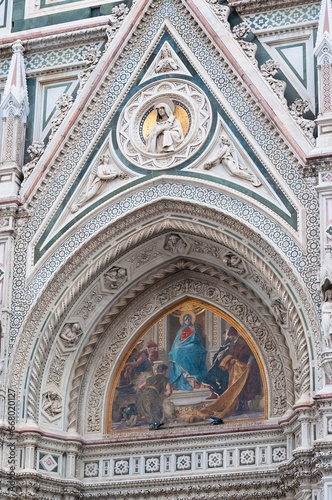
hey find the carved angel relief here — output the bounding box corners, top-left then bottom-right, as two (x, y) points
(155, 44), (179, 73)
(223, 252), (246, 275)
(104, 267), (128, 291)
(42, 392), (62, 418)
(71, 154), (128, 213)
(204, 135), (261, 187)
(164, 234), (187, 254)
(59, 322), (83, 348)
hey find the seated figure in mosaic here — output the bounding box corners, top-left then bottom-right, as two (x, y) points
(204, 135), (261, 187)
(71, 154), (127, 212)
(146, 103), (184, 154)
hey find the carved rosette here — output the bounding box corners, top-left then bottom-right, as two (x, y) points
(116, 79), (212, 169)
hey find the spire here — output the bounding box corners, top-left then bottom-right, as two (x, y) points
(0, 40), (29, 196)
(316, 0), (332, 48)
(1, 40), (29, 122)
(313, 0), (332, 152)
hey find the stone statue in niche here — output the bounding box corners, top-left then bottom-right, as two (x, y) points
(155, 45), (178, 73)
(104, 267), (128, 290)
(164, 234), (187, 254)
(59, 322), (83, 348)
(146, 103), (184, 154)
(204, 135), (261, 187)
(322, 288), (332, 348)
(71, 154), (128, 212)
(42, 392), (62, 417)
(223, 252), (246, 275)
(271, 298), (287, 325)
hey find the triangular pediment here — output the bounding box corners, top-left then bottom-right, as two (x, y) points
(22, 0), (311, 272)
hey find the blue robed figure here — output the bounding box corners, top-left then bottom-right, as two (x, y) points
(169, 314), (207, 391)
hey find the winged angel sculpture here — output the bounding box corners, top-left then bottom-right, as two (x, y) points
(71, 154), (128, 212)
(204, 136), (261, 187)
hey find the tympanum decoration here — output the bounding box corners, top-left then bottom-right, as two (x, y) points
(110, 301), (265, 431)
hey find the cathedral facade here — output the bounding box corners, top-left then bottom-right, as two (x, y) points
(0, 0), (332, 498)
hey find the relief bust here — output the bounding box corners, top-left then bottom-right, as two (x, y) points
(145, 102), (184, 154)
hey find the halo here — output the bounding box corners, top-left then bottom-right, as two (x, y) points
(155, 98), (175, 113)
(179, 311), (196, 325)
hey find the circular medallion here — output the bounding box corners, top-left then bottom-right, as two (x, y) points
(116, 79), (212, 170)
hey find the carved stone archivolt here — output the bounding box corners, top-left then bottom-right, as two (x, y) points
(116, 79), (212, 169)
(9, 201), (315, 426)
(81, 271), (293, 434)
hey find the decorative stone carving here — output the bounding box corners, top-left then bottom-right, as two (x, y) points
(104, 267), (127, 291)
(251, 273), (273, 298)
(42, 391), (62, 417)
(232, 23), (258, 68)
(47, 348), (67, 386)
(127, 245), (162, 269)
(289, 99), (316, 145)
(21, 141), (45, 186)
(117, 79), (212, 169)
(77, 46), (101, 95)
(49, 94), (74, 142)
(164, 234), (187, 254)
(155, 43), (178, 73)
(190, 239), (222, 259)
(260, 60), (287, 107)
(105, 3), (130, 49)
(206, 0), (231, 30)
(271, 298), (287, 326)
(322, 289), (332, 349)
(75, 290), (103, 320)
(59, 322), (83, 348)
(204, 135), (261, 187)
(222, 252), (246, 275)
(71, 154), (128, 213)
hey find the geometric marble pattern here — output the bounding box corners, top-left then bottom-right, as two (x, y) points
(84, 462), (99, 477)
(244, 3), (320, 32)
(208, 452), (223, 468)
(272, 447), (287, 462)
(176, 455), (191, 471)
(39, 453), (59, 472)
(239, 449), (255, 466)
(114, 459), (130, 475)
(145, 457), (160, 473)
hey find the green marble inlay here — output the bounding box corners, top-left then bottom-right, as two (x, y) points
(268, 261), (283, 278)
(197, 219), (219, 229)
(276, 43), (307, 88)
(54, 286), (68, 304)
(312, 367), (315, 392)
(286, 283), (297, 302)
(30, 338), (39, 360)
(41, 311), (51, 331)
(309, 337), (314, 360)
(299, 308), (308, 330)
(224, 229), (243, 240)
(43, 81), (73, 131)
(247, 243), (264, 257)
